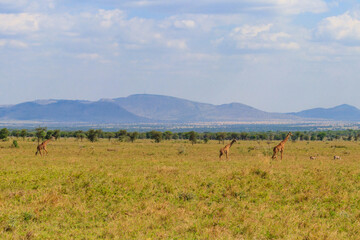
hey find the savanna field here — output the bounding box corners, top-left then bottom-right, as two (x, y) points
(1, 138), (360, 239)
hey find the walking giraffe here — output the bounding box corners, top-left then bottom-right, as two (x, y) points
(35, 137), (55, 156)
(271, 132), (292, 160)
(219, 139), (237, 160)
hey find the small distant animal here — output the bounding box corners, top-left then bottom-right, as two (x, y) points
(333, 156), (341, 160)
(35, 137), (55, 156)
(219, 139), (237, 160)
(309, 156), (316, 160)
(272, 132), (292, 160)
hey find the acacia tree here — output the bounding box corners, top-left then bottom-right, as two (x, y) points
(96, 129), (103, 139)
(163, 131), (173, 140)
(203, 132), (212, 143)
(128, 132), (139, 143)
(216, 132), (226, 144)
(86, 129), (99, 142)
(75, 130), (86, 142)
(20, 129), (27, 141)
(45, 130), (53, 140)
(355, 133), (360, 141)
(117, 130), (128, 142)
(317, 132), (326, 141)
(53, 130), (61, 140)
(11, 130), (20, 138)
(148, 131), (162, 143)
(35, 127), (47, 144)
(230, 133), (239, 140)
(105, 132), (115, 141)
(0, 128), (9, 141)
(188, 131), (197, 145)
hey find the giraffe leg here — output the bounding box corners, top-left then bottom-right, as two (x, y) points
(272, 148), (277, 159)
(219, 150), (223, 160)
(225, 151), (228, 160)
(36, 145), (40, 155)
(280, 150), (283, 160)
(44, 147), (48, 155)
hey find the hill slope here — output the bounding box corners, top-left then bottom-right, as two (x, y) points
(1, 95), (359, 123)
(291, 104), (360, 121)
(0, 100), (149, 123)
(112, 94), (297, 122)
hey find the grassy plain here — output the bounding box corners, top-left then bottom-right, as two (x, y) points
(1, 138), (360, 239)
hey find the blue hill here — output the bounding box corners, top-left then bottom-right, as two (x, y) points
(291, 104), (360, 121)
(0, 95), (358, 124)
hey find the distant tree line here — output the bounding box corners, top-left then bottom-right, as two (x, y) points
(1, 128), (360, 143)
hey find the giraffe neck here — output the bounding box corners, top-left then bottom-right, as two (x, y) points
(229, 141), (235, 147)
(282, 134), (291, 144)
(43, 139), (52, 145)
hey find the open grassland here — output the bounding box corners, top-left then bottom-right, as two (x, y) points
(1, 139), (360, 239)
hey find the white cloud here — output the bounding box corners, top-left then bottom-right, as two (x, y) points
(0, 39), (28, 48)
(263, 0), (328, 14)
(0, 8), (187, 52)
(317, 11), (360, 41)
(231, 24), (272, 39)
(174, 20), (196, 29)
(85, 9), (189, 50)
(0, 0), (56, 11)
(228, 24), (300, 50)
(76, 53), (102, 60)
(0, 0), (27, 7)
(277, 42), (300, 50)
(266, 32), (290, 42)
(76, 53), (111, 63)
(8, 39), (28, 48)
(0, 13), (41, 34)
(96, 9), (126, 28)
(164, 14), (246, 34)
(166, 39), (188, 50)
(125, 0), (328, 15)
(183, 52), (219, 61)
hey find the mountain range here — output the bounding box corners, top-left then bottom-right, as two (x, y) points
(0, 94), (359, 124)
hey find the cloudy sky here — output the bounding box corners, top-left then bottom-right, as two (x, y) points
(0, 0), (359, 112)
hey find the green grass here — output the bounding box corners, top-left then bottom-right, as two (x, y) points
(1, 139), (360, 239)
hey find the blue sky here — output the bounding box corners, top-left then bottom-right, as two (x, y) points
(0, 0), (359, 112)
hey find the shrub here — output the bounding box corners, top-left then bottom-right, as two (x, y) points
(12, 140), (19, 148)
(178, 192), (194, 201)
(251, 169), (268, 179)
(0, 128), (9, 140)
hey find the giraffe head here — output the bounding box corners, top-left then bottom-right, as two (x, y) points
(288, 132), (292, 136)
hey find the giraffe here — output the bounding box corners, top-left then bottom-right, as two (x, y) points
(271, 132), (292, 160)
(35, 137), (55, 156)
(219, 139), (237, 160)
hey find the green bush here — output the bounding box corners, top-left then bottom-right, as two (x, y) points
(12, 140), (19, 148)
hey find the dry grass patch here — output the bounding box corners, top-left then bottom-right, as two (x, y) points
(1, 139), (360, 239)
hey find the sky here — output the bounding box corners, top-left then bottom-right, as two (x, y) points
(0, 0), (360, 112)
